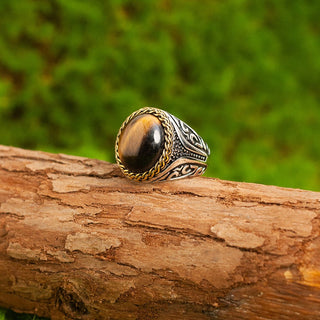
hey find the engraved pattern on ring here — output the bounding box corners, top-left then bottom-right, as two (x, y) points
(166, 113), (210, 159)
(154, 159), (207, 181)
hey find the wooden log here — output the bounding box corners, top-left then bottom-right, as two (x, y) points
(0, 145), (319, 320)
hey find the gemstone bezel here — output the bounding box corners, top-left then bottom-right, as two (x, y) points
(115, 107), (173, 182)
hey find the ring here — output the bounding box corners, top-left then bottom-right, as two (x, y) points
(115, 107), (210, 182)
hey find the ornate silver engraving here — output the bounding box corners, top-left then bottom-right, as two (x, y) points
(166, 113), (210, 160)
(144, 111), (211, 181)
(154, 158), (207, 181)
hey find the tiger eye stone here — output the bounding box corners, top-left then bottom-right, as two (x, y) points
(118, 114), (165, 173)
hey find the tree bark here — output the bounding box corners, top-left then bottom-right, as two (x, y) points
(0, 145), (320, 320)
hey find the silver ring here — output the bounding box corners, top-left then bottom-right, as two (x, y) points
(115, 107), (210, 182)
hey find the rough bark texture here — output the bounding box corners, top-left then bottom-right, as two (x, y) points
(0, 145), (320, 320)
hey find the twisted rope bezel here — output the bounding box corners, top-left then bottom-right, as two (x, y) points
(115, 107), (173, 181)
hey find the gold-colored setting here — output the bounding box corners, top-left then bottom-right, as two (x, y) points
(115, 107), (173, 182)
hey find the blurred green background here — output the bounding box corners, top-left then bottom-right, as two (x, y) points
(0, 0), (320, 318)
(1, 0), (320, 193)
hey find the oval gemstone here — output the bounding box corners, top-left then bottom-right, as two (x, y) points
(118, 114), (165, 173)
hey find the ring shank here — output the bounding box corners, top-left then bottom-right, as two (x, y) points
(150, 112), (210, 182)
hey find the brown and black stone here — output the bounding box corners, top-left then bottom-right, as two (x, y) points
(118, 114), (165, 173)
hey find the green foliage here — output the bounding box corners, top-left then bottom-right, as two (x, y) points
(0, 308), (47, 320)
(0, 0), (320, 191)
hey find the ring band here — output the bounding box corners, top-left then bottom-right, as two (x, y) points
(115, 107), (210, 182)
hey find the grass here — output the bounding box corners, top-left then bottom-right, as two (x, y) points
(0, 308), (48, 320)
